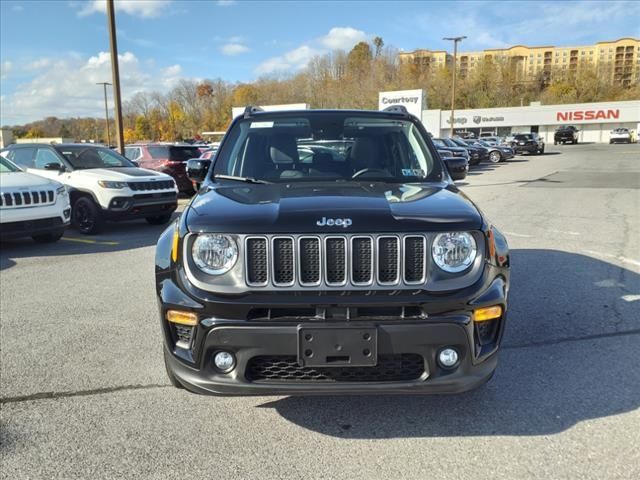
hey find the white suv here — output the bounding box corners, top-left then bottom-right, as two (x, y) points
(1, 143), (178, 234)
(0, 154), (70, 243)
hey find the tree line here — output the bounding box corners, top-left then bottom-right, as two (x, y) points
(7, 38), (639, 142)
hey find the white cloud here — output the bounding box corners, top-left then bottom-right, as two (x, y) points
(1, 61), (12, 80)
(1, 51), (186, 124)
(76, 0), (172, 18)
(221, 43), (250, 56)
(255, 26), (369, 75)
(319, 27), (368, 50)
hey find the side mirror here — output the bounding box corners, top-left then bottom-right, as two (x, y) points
(187, 158), (211, 183)
(444, 158), (467, 181)
(44, 162), (65, 172)
(130, 160), (139, 167)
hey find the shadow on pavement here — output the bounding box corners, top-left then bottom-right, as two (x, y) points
(260, 249), (640, 438)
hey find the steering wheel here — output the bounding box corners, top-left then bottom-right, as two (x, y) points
(352, 168), (391, 179)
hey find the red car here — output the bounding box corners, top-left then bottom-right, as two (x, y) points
(125, 144), (202, 194)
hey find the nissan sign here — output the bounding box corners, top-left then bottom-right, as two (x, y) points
(379, 89), (426, 118)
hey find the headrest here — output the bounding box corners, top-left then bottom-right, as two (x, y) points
(269, 134), (299, 164)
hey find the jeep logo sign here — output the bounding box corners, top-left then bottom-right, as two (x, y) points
(317, 217), (352, 228)
(378, 89), (426, 118)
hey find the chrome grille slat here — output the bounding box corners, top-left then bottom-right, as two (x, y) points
(245, 233), (430, 289)
(0, 190), (55, 209)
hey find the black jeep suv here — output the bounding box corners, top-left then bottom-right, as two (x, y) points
(156, 107), (510, 395)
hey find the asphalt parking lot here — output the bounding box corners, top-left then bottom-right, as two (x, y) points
(1, 143), (639, 479)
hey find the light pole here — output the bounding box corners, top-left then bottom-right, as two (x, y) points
(106, 0), (125, 153)
(96, 82), (112, 146)
(443, 36), (466, 137)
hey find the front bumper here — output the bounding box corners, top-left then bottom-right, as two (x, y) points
(159, 268), (508, 395)
(513, 144), (538, 153)
(104, 193), (177, 220)
(165, 319), (499, 396)
(0, 215), (69, 240)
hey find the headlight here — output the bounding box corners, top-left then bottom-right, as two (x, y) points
(56, 186), (67, 196)
(192, 234), (238, 275)
(98, 180), (127, 189)
(432, 232), (477, 273)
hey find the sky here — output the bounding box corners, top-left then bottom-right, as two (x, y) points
(0, 0), (638, 125)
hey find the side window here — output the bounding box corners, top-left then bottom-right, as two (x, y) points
(34, 148), (64, 169)
(124, 147), (140, 160)
(10, 148), (36, 168)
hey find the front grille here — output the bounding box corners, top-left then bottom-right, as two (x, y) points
(0, 190), (56, 209)
(128, 180), (174, 191)
(246, 354), (425, 382)
(132, 192), (176, 200)
(245, 233), (429, 289)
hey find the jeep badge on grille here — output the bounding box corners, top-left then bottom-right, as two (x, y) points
(316, 217), (352, 227)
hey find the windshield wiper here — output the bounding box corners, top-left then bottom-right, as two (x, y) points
(213, 174), (272, 184)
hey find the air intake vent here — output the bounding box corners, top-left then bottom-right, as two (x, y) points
(325, 237), (346, 285)
(299, 237), (320, 285)
(272, 237), (294, 285)
(404, 236), (426, 283)
(246, 238), (268, 285)
(351, 237), (373, 284)
(377, 237), (399, 284)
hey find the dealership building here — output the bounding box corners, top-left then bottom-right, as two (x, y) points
(420, 100), (640, 143)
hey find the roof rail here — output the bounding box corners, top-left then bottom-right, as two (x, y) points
(382, 105), (410, 115)
(243, 105), (264, 118)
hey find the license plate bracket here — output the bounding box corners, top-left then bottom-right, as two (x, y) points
(297, 326), (378, 367)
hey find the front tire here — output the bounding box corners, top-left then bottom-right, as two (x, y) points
(72, 197), (103, 235)
(32, 231), (64, 243)
(146, 214), (173, 225)
(488, 151), (501, 163)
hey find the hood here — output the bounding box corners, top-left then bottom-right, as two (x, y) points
(0, 171), (62, 190)
(72, 167), (170, 181)
(186, 182), (482, 234)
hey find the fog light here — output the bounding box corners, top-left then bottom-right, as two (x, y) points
(438, 348), (459, 368)
(214, 351), (236, 372)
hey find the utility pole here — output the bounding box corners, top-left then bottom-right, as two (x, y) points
(96, 82), (112, 146)
(443, 36), (466, 137)
(106, 0), (124, 153)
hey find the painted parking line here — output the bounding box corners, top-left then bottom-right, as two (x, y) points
(61, 237), (120, 246)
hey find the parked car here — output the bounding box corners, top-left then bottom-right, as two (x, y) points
(436, 148), (468, 180)
(511, 133), (543, 154)
(0, 154), (70, 242)
(125, 143), (203, 194)
(478, 136), (503, 146)
(609, 128), (633, 144)
(1, 143), (177, 234)
(431, 138), (470, 163)
(531, 133), (545, 154)
(479, 132), (497, 138)
(446, 138), (488, 165)
(157, 106), (510, 396)
(476, 140), (515, 162)
(554, 126), (579, 145)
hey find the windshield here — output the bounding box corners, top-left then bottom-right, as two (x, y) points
(450, 138), (469, 148)
(148, 145), (201, 161)
(57, 146), (136, 169)
(213, 113), (438, 183)
(0, 155), (21, 173)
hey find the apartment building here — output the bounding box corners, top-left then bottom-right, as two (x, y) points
(399, 38), (640, 85)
